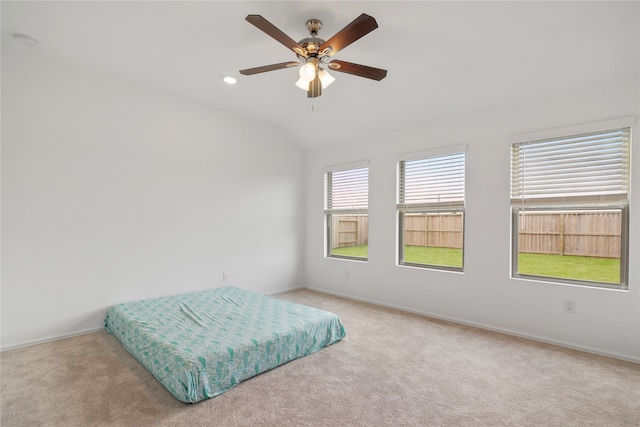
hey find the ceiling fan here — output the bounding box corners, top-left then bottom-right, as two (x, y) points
(239, 14), (387, 98)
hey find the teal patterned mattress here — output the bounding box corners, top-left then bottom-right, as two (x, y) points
(104, 286), (345, 403)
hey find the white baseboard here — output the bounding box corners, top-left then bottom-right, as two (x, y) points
(1, 326), (106, 352)
(1, 286), (305, 352)
(305, 286), (640, 364)
(265, 285), (304, 296)
(5, 286), (637, 364)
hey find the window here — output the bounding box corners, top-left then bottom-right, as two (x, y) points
(397, 146), (466, 271)
(510, 121), (631, 289)
(324, 163), (369, 260)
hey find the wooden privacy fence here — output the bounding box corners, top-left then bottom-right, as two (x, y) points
(517, 211), (621, 258)
(331, 215), (369, 248)
(404, 213), (463, 249)
(332, 211), (621, 259)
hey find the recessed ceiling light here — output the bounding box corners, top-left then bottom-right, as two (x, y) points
(13, 33), (37, 48)
(223, 76), (237, 85)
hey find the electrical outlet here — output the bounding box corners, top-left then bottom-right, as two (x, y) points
(223, 273), (229, 282)
(563, 299), (576, 314)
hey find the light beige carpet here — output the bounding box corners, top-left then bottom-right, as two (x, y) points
(1, 289), (639, 426)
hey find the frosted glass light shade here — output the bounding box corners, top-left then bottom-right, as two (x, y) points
(295, 78), (310, 91)
(318, 69), (335, 88)
(299, 62), (317, 82)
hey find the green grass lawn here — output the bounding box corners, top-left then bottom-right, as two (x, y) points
(331, 245), (620, 283)
(331, 245), (463, 267)
(403, 246), (462, 268)
(518, 252), (619, 284)
(331, 245), (368, 258)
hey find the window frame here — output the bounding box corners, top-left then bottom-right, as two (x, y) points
(509, 118), (633, 290)
(511, 205), (629, 290)
(324, 161), (369, 262)
(396, 145), (467, 272)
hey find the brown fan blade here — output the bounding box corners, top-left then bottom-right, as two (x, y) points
(245, 15), (307, 57)
(327, 60), (387, 81)
(320, 14), (378, 57)
(240, 62), (298, 76)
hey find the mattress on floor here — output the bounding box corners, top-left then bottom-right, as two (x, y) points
(104, 286), (345, 403)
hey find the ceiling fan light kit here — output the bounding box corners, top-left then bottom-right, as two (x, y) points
(239, 14), (387, 98)
(299, 57), (319, 82)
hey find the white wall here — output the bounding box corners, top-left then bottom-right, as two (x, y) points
(3, 48), (639, 363)
(1, 49), (305, 349)
(303, 78), (640, 362)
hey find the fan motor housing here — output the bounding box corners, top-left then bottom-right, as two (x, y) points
(297, 37), (326, 56)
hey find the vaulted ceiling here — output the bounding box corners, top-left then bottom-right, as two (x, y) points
(2, 1), (638, 150)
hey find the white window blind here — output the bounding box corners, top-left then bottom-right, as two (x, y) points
(511, 127), (630, 206)
(325, 167), (369, 213)
(397, 152), (465, 210)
